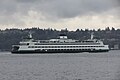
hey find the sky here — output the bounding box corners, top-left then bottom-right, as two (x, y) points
(0, 0), (120, 30)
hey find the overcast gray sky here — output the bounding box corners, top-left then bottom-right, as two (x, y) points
(0, 0), (120, 30)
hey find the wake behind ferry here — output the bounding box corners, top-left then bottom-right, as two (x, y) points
(11, 33), (109, 53)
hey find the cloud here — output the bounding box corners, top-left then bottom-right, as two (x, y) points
(0, 0), (119, 30)
(29, 0), (119, 18)
(0, 0), (119, 18)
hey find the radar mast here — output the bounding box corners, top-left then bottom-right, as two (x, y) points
(91, 32), (94, 40)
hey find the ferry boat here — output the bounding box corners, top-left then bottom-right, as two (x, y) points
(11, 33), (109, 53)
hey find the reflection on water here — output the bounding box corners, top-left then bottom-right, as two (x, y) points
(0, 50), (120, 80)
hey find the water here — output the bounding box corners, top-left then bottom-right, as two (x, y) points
(0, 50), (120, 80)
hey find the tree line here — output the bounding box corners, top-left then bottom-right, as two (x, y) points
(0, 27), (120, 51)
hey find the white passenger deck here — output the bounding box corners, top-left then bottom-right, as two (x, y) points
(11, 34), (109, 53)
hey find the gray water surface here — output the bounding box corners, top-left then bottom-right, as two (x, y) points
(0, 50), (120, 80)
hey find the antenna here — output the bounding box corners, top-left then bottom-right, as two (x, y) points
(29, 32), (32, 39)
(91, 32), (94, 40)
(29, 33), (32, 38)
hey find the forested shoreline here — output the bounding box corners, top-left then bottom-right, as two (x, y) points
(0, 27), (120, 51)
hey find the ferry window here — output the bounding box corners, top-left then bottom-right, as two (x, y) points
(33, 40), (37, 42)
(35, 43), (41, 45)
(51, 46), (54, 48)
(45, 46), (47, 48)
(35, 46), (37, 48)
(42, 46), (44, 48)
(27, 43), (29, 45)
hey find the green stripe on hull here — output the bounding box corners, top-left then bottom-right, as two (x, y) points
(11, 49), (109, 54)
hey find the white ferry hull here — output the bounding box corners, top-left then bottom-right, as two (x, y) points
(11, 34), (109, 54)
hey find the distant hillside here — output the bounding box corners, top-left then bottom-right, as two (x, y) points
(0, 27), (120, 51)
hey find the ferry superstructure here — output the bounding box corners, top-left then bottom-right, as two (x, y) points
(11, 34), (109, 53)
